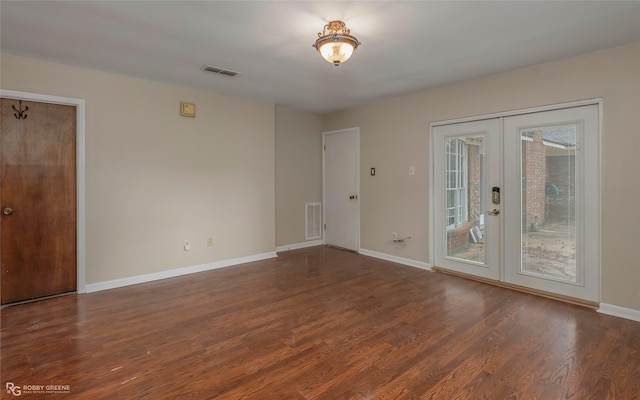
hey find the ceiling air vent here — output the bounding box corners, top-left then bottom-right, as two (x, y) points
(202, 65), (240, 77)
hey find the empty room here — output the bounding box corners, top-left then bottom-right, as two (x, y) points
(1, 1), (640, 399)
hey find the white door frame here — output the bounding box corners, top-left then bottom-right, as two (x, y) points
(432, 118), (503, 281)
(430, 99), (602, 303)
(322, 127), (360, 251)
(1, 89), (86, 293)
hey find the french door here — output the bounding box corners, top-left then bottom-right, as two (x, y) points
(433, 103), (600, 303)
(433, 119), (502, 280)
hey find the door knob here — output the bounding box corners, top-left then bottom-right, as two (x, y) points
(3, 207), (13, 216)
(486, 209), (500, 215)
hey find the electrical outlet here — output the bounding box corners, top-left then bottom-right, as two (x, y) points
(184, 240), (191, 251)
(207, 237), (213, 247)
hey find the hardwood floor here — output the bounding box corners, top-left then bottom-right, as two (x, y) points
(2, 246), (639, 399)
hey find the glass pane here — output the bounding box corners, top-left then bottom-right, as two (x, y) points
(520, 126), (577, 281)
(446, 137), (485, 263)
(447, 172), (455, 188)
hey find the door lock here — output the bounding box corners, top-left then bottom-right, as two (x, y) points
(492, 187), (501, 204)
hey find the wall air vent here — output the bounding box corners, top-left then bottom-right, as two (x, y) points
(202, 65), (240, 77)
(305, 202), (322, 240)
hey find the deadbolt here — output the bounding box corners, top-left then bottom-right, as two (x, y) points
(3, 207), (13, 216)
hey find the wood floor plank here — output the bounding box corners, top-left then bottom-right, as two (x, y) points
(2, 246), (640, 399)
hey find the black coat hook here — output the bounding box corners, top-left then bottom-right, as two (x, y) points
(12, 100), (28, 119)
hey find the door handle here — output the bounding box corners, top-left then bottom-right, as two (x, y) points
(486, 209), (500, 215)
(3, 207), (13, 216)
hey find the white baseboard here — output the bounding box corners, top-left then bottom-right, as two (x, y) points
(598, 303), (640, 322)
(358, 248), (432, 270)
(276, 240), (324, 252)
(85, 251), (277, 293)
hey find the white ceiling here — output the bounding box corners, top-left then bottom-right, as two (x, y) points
(2, 1), (640, 114)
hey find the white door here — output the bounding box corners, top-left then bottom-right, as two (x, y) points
(503, 105), (599, 302)
(433, 119), (502, 280)
(323, 128), (359, 251)
(432, 104), (600, 303)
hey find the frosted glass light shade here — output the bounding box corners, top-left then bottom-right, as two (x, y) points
(319, 41), (355, 65)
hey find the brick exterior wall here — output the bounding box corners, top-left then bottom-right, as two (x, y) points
(522, 131), (546, 232)
(546, 155), (575, 221)
(467, 144), (482, 226)
(447, 221), (473, 250)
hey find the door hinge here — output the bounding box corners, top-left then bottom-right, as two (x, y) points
(324, 224), (326, 230)
(323, 145), (326, 150)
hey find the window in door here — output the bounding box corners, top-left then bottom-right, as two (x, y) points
(445, 136), (485, 264)
(520, 125), (577, 282)
(446, 138), (467, 229)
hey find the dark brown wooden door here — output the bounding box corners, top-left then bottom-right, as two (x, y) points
(1, 98), (76, 304)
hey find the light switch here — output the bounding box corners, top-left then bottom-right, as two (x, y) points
(409, 166), (415, 176)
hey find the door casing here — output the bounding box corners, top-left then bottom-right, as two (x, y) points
(1, 89), (86, 295)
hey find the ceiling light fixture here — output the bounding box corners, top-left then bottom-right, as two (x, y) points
(312, 20), (361, 66)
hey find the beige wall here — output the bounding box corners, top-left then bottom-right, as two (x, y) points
(1, 54), (275, 284)
(275, 107), (323, 247)
(3, 42), (639, 312)
(322, 43), (640, 311)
